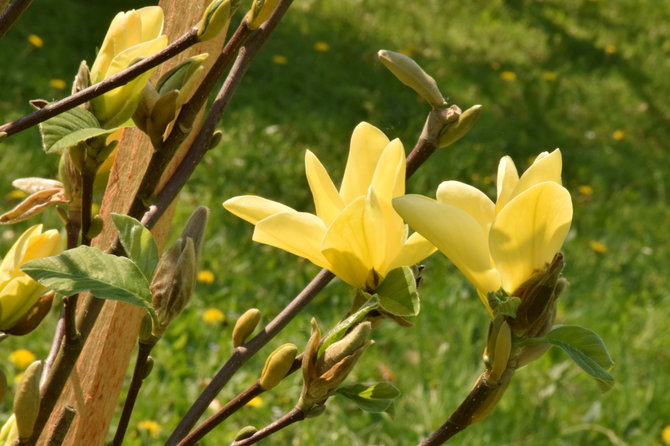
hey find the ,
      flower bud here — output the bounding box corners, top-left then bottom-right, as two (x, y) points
(13, 360), (42, 440)
(89, 7), (168, 128)
(142, 356), (155, 380)
(514, 291), (559, 369)
(133, 53), (208, 143)
(72, 60), (91, 96)
(300, 319), (321, 391)
(29, 100), (48, 110)
(299, 320), (373, 410)
(12, 178), (64, 194)
(149, 207), (208, 336)
(132, 83), (160, 134)
(232, 308), (261, 347)
(259, 343), (298, 390)
(0, 414), (18, 445)
(2, 225), (62, 333)
(86, 215), (104, 240)
(58, 147), (83, 204)
(438, 104), (482, 148)
(247, 0), (281, 30)
(198, 0), (234, 42)
(3, 178), (66, 227)
(234, 426), (257, 441)
(304, 403), (327, 418)
(179, 206), (209, 262)
(208, 130), (223, 151)
(3, 291), (55, 336)
(0, 187), (67, 225)
(377, 49), (446, 108)
(316, 322), (371, 373)
(150, 238), (196, 335)
(156, 54), (209, 105)
(509, 253), (565, 337)
(484, 317), (512, 382)
(145, 90), (179, 144)
(139, 313), (157, 344)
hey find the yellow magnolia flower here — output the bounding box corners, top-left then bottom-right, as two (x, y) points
(224, 122), (435, 291)
(393, 149), (572, 308)
(0, 225), (62, 332)
(89, 7), (168, 128)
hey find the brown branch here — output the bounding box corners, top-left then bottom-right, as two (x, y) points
(111, 341), (155, 446)
(418, 366), (515, 446)
(48, 405), (77, 446)
(180, 354), (304, 446)
(42, 315), (64, 377)
(0, 29), (199, 138)
(231, 407), (306, 446)
(32, 146), (99, 442)
(28, 30), (203, 446)
(405, 106), (461, 179)
(0, 0), (34, 38)
(126, 21), (253, 220)
(177, 382), (264, 446)
(30, 332), (83, 443)
(61, 163), (94, 345)
(418, 374), (496, 445)
(166, 268), (333, 445)
(28, 4), (290, 443)
(61, 294), (79, 345)
(28, 18), (238, 443)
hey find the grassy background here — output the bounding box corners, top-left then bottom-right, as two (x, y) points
(1, 0), (669, 444)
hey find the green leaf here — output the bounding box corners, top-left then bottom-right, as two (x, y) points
(318, 299), (379, 357)
(337, 382), (401, 413)
(375, 266), (419, 317)
(540, 325), (615, 391)
(21, 245), (152, 311)
(111, 213), (159, 281)
(384, 401), (396, 417)
(38, 107), (117, 154)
